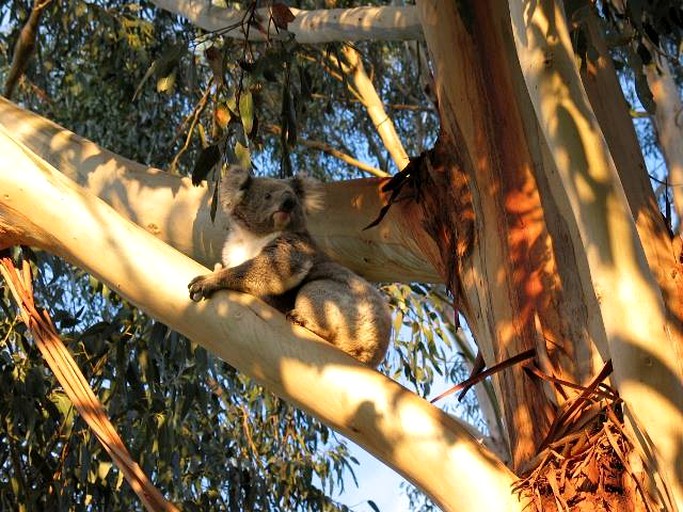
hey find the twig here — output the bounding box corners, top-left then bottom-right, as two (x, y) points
(430, 348), (536, 403)
(3, 0), (53, 99)
(0, 255), (178, 512)
(263, 124), (388, 177)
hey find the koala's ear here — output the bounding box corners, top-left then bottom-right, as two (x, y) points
(220, 166), (251, 212)
(290, 175), (324, 213)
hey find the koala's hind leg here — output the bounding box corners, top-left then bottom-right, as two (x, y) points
(289, 280), (389, 367)
(286, 282), (341, 345)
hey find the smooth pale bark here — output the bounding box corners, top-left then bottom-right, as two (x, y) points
(150, 0), (421, 43)
(511, 1), (683, 508)
(577, 5), (683, 401)
(0, 126), (525, 512)
(0, 98), (438, 284)
(339, 46), (410, 171)
(646, 55), (683, 230)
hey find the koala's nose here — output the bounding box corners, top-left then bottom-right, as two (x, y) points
(281, 195), (296, 212)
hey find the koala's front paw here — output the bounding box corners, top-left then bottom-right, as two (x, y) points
(188, 274), (219, 302)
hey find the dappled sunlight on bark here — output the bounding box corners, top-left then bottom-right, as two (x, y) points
(0, 97), (437, 283)
(0, 107), (525, 512)
(513, 0), (683, 507)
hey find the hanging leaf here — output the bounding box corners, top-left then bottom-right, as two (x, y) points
(191, 144), (221, 186)
(239, 90), (254, 137)
(634, 70), (656, 115)
(281, 85), (297, 147)
(156, 71), (176, 93)
(234, 141), (251, 169)
(205, 46), (224, 85)
(635, 42), (652, 65)
(210, 177), (220, 222)
(97, 462), (113, 482)
(626, 0), (644, 30)
(133, 43), (185, 100)
(366, 500), (381, 512)
(150, 321), (169, 346)
(299, 65), (313, 101)
(271, 3), (295, 30)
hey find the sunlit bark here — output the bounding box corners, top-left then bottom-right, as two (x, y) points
(511, 1), (683, 508)
(0, 125), (526, 512)
(150, 0), (421, 43)
(0, 98), (437, 284)
(576, 1), (683, 414)
(339, 45), (410, 171)
(646, 55), (683, 231)
(415, 0), (599, 471)
(4, 0), (682, 508)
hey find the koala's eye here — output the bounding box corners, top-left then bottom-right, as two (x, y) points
(264, 192), (272, 200)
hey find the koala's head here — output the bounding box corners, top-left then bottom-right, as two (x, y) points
(220, 166), (324, 235)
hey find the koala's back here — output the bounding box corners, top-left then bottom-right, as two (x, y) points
(225, 231), (391, 366)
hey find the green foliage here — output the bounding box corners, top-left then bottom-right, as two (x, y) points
(1, 253), (355, 511)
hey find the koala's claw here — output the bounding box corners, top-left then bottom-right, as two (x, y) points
(188, 275), (214, 302)
(286, 309), (306, 327)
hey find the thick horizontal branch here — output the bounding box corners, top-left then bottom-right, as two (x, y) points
(150, 0), (422, 43)
(0, 97), (439, 283)
(0, 125), (524, 512)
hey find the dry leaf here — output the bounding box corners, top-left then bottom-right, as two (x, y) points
(271, 3), (295, 29)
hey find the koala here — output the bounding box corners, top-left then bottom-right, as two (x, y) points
(188, 166), (391, 367)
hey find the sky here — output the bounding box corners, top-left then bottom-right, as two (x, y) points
(338, 442), (411, 512)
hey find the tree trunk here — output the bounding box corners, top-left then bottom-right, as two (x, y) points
(511, 1), (683, 507)
(416, 0), (576, 472)
(412, 0), (682, 508)
(575, 4), (683, 368)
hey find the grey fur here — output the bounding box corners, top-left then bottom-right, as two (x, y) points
(188, 166), (391, 367)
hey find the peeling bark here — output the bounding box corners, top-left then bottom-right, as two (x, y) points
(415, 0), (577, 471)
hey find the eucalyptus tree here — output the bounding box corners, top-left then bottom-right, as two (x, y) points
(1, 1), (682, 511)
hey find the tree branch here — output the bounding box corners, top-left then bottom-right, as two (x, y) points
(646, 54), (683, 232)
(149, 1), (422, 44)
(0, 97), (439, 283)
(0, 257), (178, 512)
(338, 45), (410, 171)
(0, 124), (525, 512)
(263, 123), (388, 177)
(3, 0), (52, 99)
